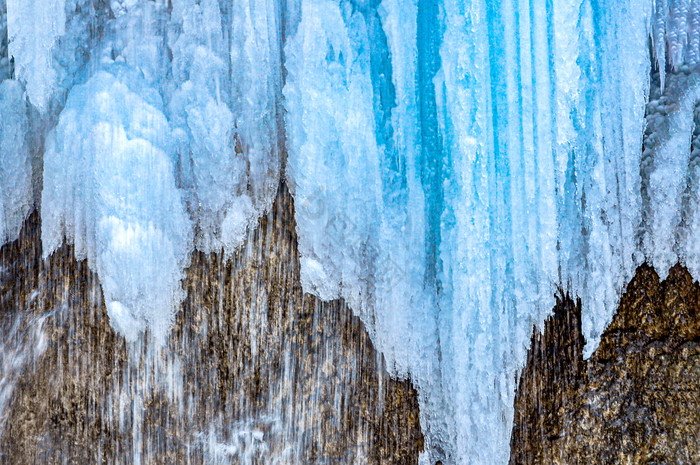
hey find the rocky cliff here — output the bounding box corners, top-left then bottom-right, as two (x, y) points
(510, 264), (699, 464)
(0, 184), (423, 464)
(1, 180), (698, 464)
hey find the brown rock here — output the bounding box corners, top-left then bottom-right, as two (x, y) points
(0, 183), (423, 464)
(510, 264), (700, 465)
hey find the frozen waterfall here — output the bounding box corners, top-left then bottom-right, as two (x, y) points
(1, 0), (699, 463)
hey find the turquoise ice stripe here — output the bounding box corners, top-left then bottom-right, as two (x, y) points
(0, 0), (8, 80)
(417, 0), (445, 289)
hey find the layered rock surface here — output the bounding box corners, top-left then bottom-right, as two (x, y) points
(510, 264), (700, 464)
(0, 183), (423, 464)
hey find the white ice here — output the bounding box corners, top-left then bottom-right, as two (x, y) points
(41, 66), (192, 343)
(6, 0), (65, 111)
(0, 79), (32, 245)
(169, 0), (282, 254)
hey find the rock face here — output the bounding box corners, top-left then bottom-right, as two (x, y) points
(510, 264), (700, 465)
(2, 179), (698, 465)
(0, 183), (423, 464)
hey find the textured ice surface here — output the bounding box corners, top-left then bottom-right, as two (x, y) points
(42, 66), (192, 343)
(36, 0), (284, 343)
(284, 0), (700, 464)
(0, 79), (32, 245)
(40, 2), (192, 343)
(285, 0), (439, 402)
(169, 0), (282, 253)
(643, 66), (700, 279)
(644, 70), (700, 274)
(682, 102), (700, 278)
(652, 0), (700, 87)
(6, 0), (65, 111)
(3, 0), (700, 464)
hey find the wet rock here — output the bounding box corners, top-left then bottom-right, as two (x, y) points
(510, 264), (699, 465)
(0, 183), (423, 464)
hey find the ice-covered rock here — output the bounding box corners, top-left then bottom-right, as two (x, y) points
(2, 0), (700, 463)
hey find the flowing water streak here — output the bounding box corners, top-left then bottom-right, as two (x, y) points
(0, 308), (51, 438)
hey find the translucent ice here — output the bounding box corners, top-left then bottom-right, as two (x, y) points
(643, 67), (700, 278)
(0, 79), (32, 244)
(37, 0), (286, 342)
(283, 0), (694, 463)
(682, 107), (700, 277)
(169, 0), (283, 253)
(283, 5), (456, 456)
(42, 66), (192, 343)
(6, 0), (65, 111)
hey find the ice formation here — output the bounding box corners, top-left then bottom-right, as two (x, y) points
(5, 0), (284, 343)
(0, 80), (31, 245)
(284, 0), (699, 462)
(2, 0), (700, 463)
(5, 0), (65, 111)
(0, 1), (32, 245)
(169, 0), (283, 253)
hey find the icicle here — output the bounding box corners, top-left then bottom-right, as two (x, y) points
(6, 0), (66, 110)
(643, 70), (700, 277)
(653, 0), (669, 89)
(0, 79), (32, 245)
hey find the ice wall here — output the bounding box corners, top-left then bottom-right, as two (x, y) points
(432, 0), (653, 461)
(5, 0), (285, 343)
(2, 0), (700, 464)
(284, 0), (700, 463)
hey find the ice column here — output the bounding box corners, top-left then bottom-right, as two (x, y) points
(228, 0), (283, 227)
(643, 68), (700, 277)
(435, 0), (654, 462)
(6, 0), (66, 111)
(284, 0), (661, 463)
(41, 3), (192, 343)
(285, 0), (385, 312)
(285, 0), (452, 459)
(169, 0), (283, 253)
(285, 0), (439, 384)
(0, 79), (31, 245)
(42, 66), (192, 343)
